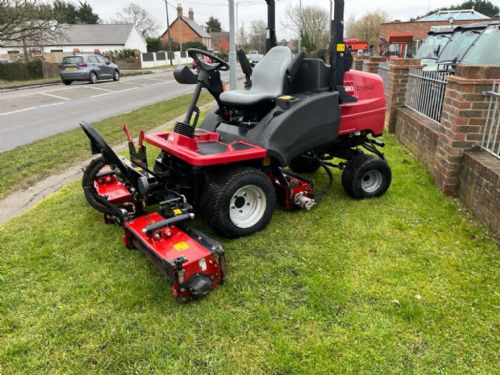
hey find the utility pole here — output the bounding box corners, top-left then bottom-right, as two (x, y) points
(228, 0), (237, 90)
(164, 0), (174, 66)
(298, 0), (302, 52)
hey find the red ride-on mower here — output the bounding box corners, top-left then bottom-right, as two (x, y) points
(80, 0), (391, 301)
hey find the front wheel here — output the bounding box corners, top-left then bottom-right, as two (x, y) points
(89, 71), (97, 84)
(113, 70), (120, 81)
(202, 167), (276, 238)
(62, 80), (72, 85)
(341, 153), (392, 199)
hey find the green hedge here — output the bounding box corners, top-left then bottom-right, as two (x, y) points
(0, 59), (43, 81)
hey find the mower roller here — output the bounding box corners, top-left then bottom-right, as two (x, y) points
(80, 0), (391, 301)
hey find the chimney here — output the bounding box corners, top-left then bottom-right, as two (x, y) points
(188, 8), (194, 20)
(177, 4), (183, 18)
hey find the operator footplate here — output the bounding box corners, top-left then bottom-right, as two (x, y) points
(123, 212), (226, 301)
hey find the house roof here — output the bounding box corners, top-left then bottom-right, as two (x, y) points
(161, 16), (210, 39)
(419, 9), (490, 22)
(210, 31), (229, 44)
(55, 24), (135, 45)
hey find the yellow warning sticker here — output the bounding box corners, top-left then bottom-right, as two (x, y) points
(278, 95), (295, 100)
(173, 241), (189, 251)
(336, 43), (346, 52)
(173, 208), (183, 215)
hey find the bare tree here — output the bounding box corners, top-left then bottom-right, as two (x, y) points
(0, 0), (64, 61)
(283, 5), (329, 53)
(248, 20), (266, 53)
(113, 3), (159, 38)
(346, 10), (388, 51)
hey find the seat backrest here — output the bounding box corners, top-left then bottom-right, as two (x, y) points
(251, 46), (293, 96)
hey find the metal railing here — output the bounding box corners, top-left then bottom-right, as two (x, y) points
(405, 68), (453, 123)
(480, 82), (500, 159)
(378, 62), (389, 94)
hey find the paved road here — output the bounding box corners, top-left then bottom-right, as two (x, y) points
(0, 70), (229, 152)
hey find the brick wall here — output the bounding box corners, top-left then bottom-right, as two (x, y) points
(380, 19), (487, 41)
(395, 107), (439, 172)
(161, 18), (203, 47)
(458, 150), (500, 236)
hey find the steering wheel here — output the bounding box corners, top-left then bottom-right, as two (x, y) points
(188, 48), (229, 72)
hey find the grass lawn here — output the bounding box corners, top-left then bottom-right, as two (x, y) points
(0, 133), (498, 374)
(0, 92), (212, 200)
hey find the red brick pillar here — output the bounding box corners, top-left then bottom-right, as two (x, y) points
(364, 57), (386, 74)
(385, 58), (421, 133)
(434, 65), (500, 194)
(352, 56), (364, 71)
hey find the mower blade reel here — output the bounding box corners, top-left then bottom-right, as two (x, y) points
(124, 212), (226, 301)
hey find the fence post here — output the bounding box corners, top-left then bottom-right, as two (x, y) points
(433, 65), (500, 194)
(385, 58), (421, 133)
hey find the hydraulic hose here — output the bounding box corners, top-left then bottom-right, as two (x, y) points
(82, 157), (125, 225)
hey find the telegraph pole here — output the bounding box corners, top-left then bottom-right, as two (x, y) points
(298, 0), (302, 52)
(164, 0), (174, 66)
(228, 0), (237, 89)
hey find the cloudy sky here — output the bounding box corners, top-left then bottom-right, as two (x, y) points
(87, 0), (473, 38)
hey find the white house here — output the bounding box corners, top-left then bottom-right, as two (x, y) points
(0, 24), (147, 55)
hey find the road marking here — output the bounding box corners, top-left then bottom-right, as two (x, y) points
(0, 107), (37, 116)
(81, 85), (114, 92)
(119, 81), (146, 86)
(39, 92), (71, 101)
(39, 102), (65, 108)
(90, 86), (139, 98)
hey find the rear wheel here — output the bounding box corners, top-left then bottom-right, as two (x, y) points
(89, 71), (97, 84)
(62, 80), (72, 85)
(289, 153), (321, 174)
(113, 70), (120, 81)
(341, 153), (391, 199)
(202, 167), (276, 238)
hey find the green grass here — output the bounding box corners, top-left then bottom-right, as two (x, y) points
(0, 92), (212, 200)
(0, 134), (498, 374)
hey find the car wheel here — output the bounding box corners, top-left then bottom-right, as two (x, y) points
(62, 80), (72, 85)
(341, 153), (392, 199)
(202, 167), (276, 238)
(89, 71), (97, 84)
(113, 70), (120, 81)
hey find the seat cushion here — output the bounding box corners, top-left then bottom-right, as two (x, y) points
(219, 90), (275, 107)
(220, 46), (293, 107)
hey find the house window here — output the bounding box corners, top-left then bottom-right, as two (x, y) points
(50, 49), (63, 52)
(7, 50), (20, 54)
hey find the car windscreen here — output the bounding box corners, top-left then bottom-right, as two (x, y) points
(438, 29), (482, 63)
(416, 34), (450, 59)
(461, 25), (500, 65)
(62, 56), (84, 65)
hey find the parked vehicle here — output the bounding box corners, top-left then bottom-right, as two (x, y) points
(59, 54), (120, 85)
(461, 22), (500, 65)
(425, 22), (488, 71)
(385, 34), (414, 60)
(247, 50), (264, 66)
(415, 28), (453, 66)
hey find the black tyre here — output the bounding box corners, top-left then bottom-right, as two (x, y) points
(289, 154), (321, 174)
(89, 71), (97, 84)
(202, 167), (276, 238)
(62, 80), (72, 85)
(113, 70), (120, 81)
(341, 153), (391, 199)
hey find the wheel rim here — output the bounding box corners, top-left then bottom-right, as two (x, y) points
(90, 73), (96, 83)
(114, 71), (119, 80)
(361, 170), (383, 193)
(229, 185), (267, 228)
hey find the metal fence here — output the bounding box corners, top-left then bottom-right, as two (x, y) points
(378, 62), (389, 94)
(480, 82), (500, 159)
(405, 68), (453, 123)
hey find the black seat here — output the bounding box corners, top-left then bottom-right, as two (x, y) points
(220, 47), (293, 107)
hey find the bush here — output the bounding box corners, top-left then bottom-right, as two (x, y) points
(0, 59), (43, 81)
(112, 49), (137, 60)
(146, 37), (162, 52)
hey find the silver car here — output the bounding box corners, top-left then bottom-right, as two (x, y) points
(59, 54), (120, 85)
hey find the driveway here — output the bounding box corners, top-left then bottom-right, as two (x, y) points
(0, 70), (229, 152)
